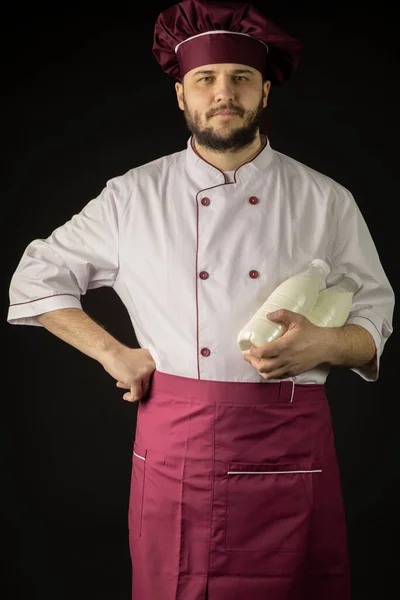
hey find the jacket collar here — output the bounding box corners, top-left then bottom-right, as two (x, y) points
(185, 134), (275, 185)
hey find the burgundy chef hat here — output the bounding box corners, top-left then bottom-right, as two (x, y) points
(152, 0), (304, 84)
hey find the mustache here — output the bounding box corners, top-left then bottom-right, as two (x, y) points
(207, 105), (244, 118)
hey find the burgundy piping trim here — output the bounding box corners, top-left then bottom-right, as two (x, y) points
(9, 293), (79, 307)
(190, 135), (267, 184)
(192, 136), (267, 378)
(195, 181), (229, 379)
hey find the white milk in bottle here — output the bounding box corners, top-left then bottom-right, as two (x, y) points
(307, 272), (362, 327)
(237, 259), (330, 351)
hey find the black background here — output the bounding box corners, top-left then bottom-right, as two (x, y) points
(2, 1), (399, 598)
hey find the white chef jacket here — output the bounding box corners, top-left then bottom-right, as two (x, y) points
(7, 136), (394, 384)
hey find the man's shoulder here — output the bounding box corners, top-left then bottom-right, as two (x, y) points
(110, 148), (185, 188)
(273, 146), (351, 198)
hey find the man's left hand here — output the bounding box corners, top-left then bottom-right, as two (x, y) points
(243, 309), (330, 380)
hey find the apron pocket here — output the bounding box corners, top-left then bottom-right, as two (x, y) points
(225, 460), (322, 552)
(128, 442), (147, 537)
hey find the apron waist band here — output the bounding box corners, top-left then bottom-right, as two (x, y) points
(148, 370), (325, 405)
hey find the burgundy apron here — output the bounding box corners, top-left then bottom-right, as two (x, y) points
(128, 371), (351, 600)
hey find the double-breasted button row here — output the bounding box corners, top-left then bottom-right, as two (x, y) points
(199, 267), (259, 358)
(201, 196), (259, 206)
(199, 195), (260, 359)
(200, 270), (259, 280)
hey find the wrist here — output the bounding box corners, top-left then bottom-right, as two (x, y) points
(318, 324), (377, 368)
(319, 327), (341, 366)
(94, 334), (129, 365)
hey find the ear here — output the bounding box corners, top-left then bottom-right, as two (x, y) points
(262, 80), (271, 108)
(175, 81), (185, 111)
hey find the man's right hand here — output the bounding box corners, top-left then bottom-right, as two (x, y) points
(101, 347), (156, 402)
(35, 309), (156, 402)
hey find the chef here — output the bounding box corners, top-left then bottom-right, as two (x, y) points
(7, 0), (394, 598)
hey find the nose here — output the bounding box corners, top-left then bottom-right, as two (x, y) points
(213, 75), (236, 103)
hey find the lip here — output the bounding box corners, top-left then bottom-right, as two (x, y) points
(213, 111), (239, 118)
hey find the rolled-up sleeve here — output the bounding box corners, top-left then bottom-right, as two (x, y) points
(327, 186), (394, 382)
(7, 181), (121, 326)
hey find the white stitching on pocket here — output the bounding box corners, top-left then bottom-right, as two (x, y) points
(227, 469), (322, 475)
(133, 451), (146, 461)
(225, 465), (322, 551)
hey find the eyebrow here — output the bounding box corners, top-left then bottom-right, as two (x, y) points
(191, 68), (255, 77)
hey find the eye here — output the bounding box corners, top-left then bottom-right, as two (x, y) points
(233, 76), (248, 81)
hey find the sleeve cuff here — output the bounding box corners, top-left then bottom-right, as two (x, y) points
(345, 316), (382, 382)
(7, 293), (82, 327)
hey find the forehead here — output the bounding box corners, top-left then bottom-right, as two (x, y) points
(185, 63), (260, 78)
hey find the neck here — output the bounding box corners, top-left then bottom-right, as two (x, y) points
(193, 133), (266, 172)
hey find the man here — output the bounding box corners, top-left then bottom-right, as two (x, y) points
(7, 0), (394, 599)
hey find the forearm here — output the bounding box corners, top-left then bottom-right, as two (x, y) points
(322, 324), (377, 368)
(36, 307), (126, 364)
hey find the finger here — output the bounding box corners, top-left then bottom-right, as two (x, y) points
(142, 380), (151, 395)
(260, 367), (292, 380)
(122, 379), (151, 402)
(124, 383), (140, 402)
(127, 382), (146, 402)
(250, 344), (280, 359)
(116, 381), (130, 389)
(246, 354), (263, 367)
(247, 354), (288, 375)
(123, 389), (140, 402)
(244, 354), (259, 368)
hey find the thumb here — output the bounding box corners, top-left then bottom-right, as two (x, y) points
(266, 309), (296, 322)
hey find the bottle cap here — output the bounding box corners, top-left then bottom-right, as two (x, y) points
(237, 331), (252, 352)
(311, 259), (330, 276)
(343, 272), (362, 290)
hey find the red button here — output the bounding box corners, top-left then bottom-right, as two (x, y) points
(249, 196), (259, 205)
(199, 271), (209, 279)
(249, 270), (259, 279)
(201, 348), (211, 357)
(201, 197), (210, 206)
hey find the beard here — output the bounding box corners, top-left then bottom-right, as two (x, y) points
(182, 95), (265, 152)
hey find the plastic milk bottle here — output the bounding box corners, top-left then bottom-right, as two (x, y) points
(307, 272), (362, 327)
(237, 259), (330, 351)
